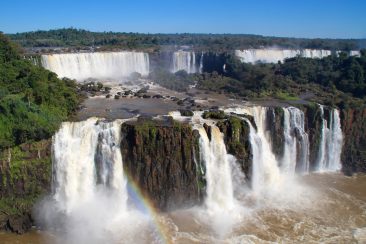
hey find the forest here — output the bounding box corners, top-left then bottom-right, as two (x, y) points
(196, 50), (366, 108)
(7, 28), (366, 52)
(0, 33), (80, 148)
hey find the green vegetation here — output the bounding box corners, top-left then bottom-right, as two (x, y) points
(8, 28), (366, 52)
(0, 139), (51, 222)
(274, 91), (299, 101)
(0, 33), (81, 148)
(198, 51), (366, 108)
(202, 110), (228, 120)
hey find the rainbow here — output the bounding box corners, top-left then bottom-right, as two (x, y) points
(125, 173), (172, 244)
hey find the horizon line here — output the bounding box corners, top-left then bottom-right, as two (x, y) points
(4, 27), (366, 41)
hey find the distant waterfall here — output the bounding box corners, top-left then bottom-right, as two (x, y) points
(199, 52), (204, 73)
(172, 51), (197, 73)
(197, 125), (236, 211)
(235, 49), (302, 63)
(41, 51), (150, 81)
(316, 106), (343, 172)
(234, 49), (364, 63)
(282, 107), (310, 173)
(52, 118), (127, 213)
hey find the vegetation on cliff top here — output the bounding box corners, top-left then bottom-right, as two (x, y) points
(7, 28), (366, 52)
(197, 51), (366, 108)
(0, 33), (81, 148)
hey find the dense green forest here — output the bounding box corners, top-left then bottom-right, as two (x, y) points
(0, 33), (80, 148)
(196, 50), (366, 107)
(8, 28), (366, 52)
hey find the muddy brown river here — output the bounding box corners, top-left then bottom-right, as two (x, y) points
(1, 173), (365, 244)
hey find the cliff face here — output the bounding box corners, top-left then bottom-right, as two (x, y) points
(120, 118), (203, 210)
(202, 52), (229, 74)
(267, 107), (285, 161)
(0, 106), (365, 234)
(303, 104), (323, 171)
(0, 140), (51, 233)
(216, 116), (252, 178)
(341, 108), (366, 174)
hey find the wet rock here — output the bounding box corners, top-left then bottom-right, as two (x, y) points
(152, 94), (163, 99)
(121, 120), (203, 210)
(341, 108), (366, 173)
(6, 214), (32, 234)
(202, 110), (228, 120)
(124, 90), (133, 96)
(179, 109), (194, 116)
(217, 116), (252, 179)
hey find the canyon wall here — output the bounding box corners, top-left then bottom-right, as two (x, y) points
(1, 105), (366, 233)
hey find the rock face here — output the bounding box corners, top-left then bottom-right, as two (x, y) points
(202, 52), (230, 74)
(217, 116), (252, 178)
(120, 118), (204, 210)
(267, 107), (285, 161)
(0, 140), (51, 233)
(341, 108), (366, 174)
(303, 104), (324, 171)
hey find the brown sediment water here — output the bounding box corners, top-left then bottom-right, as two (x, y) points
(1, 173), (365, 243)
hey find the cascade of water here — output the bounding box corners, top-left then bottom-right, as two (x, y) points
(327, 109), (343, 171)
(196, 125), (236, 211)
(284, 107), (310, 173)
(41, 51), (150, 81)
(235, 49), (335, 63)
(52, 118), (126, 213)
(316, 105), (329, 171)
(281, 108), (297, 174)
(199, 52), (204, 73)
(172, 51), (197, 73)
(225, 107), (282, 194)
(246, 107), (282, 194)
(316, 107), (343, 172)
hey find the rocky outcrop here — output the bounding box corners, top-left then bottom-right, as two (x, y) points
(341, 108), (366, 174)
(217, 116), (252, 178)
(303, 104), (324, 171)
(0, 140), (51, 233)
(120, 118), (203, 210)
(202, 52), (230, 74)
(267, 107), (285, 160)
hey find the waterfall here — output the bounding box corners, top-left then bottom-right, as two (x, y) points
(199, 52), (204, 73)
(196, 125), (236, 211)
(172, 51), (197, 73)
(41, 51), (150, 81)
(282, 107), (310, 173)
(225, 107), (282, 194)
(300, 49), (332, 58)
(245, 107), (282, 194)
(52, 118), (127, 213)
(316, 105), (329, 171)
(235, 48), (360, 63)
(235, 49), (335, 63)
(316, 107), (343, 172)
(281, 108), (297, 174)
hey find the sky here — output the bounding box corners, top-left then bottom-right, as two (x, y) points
(1, 0), (365, 38)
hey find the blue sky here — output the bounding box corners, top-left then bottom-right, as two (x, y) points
(1, 0), (365, 38)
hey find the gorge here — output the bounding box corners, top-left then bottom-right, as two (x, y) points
(22, 104), (363, 243)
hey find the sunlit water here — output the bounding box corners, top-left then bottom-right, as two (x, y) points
(1, 173), (366, 244)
